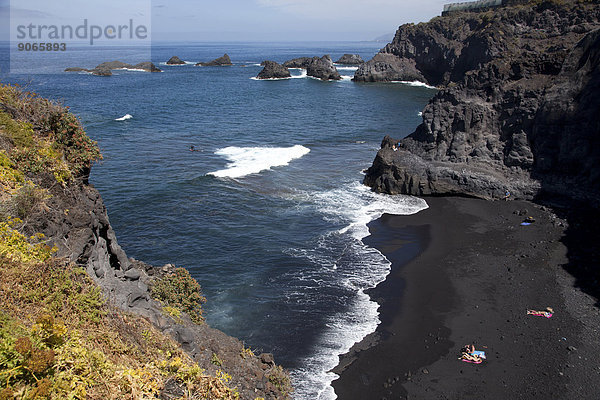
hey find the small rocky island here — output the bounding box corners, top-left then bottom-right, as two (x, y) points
(335, 54), (364, 65)
(195, 54), (233, 66)
(166, 56), (186, 65)
(282, 55), (342, 80)
(282, 57), (313, 69)
(256, 60), (291, 79)
(65, 60), (162, 76)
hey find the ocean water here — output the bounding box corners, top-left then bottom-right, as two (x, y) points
(2, 42), (436, 399)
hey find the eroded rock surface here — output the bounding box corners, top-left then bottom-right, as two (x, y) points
(364, 1), (600, 206)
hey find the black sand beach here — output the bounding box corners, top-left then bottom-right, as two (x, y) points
(332, 197), (600, 400)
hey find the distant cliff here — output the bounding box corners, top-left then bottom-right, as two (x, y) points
(363, 0), (600, 206)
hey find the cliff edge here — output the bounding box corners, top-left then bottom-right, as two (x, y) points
(363, 0), (600, 206)
(0, 83), (291, 399)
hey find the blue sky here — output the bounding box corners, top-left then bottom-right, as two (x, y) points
(3, 0), (451, 42)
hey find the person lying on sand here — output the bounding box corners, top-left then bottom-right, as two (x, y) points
(527, 307), (554, 318)
(459, 344), (484, 363)
(459, 352), (483, 364)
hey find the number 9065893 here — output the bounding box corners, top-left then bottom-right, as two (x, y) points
(17, 42), (67, 51)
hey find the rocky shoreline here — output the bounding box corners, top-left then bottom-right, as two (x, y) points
(280, 55), (343, 80)
(33, 164), (290, 399)
(0, 84), (291, 399)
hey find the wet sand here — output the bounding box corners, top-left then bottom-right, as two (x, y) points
(332, 197), (600, 400)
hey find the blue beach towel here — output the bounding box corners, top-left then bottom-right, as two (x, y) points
(472, 350), (486, 359)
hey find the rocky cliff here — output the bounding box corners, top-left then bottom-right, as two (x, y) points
(363, 0), (600, 206)
(0, 84), (291, 399)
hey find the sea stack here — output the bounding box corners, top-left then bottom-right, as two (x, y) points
(282, 57), (313, 69)
(353, 53), (425, 82)
(306, 55), (342, 81)
(65, 61), (162, 75)
(195, 54), (233, 66)
(166, 56), (186, 65)
(335, 54), (364, 64)
(256, 61), (291, 79)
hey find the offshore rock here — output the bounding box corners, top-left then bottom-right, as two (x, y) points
(306, 55), (342, 81)
(282, 57), (313, 68)
(95, 60), (133, 70)
(353, 53), (425, 82)
(364, 1), (600, 206)
(166, 56), (186, 65)
(335, 54), (364, 65)
(132, 62), (162, 72)
(257, 60), (291, 79)
(65, 60), (162, 75)
(195, 53), (232, 66)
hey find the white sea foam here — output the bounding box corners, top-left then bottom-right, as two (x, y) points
(250, 76), (291, 81)
(335, 66), (359, 71)
(117, 68), (150, 72)
(207, 145), (310, 178)
(291, 69), (308, 79)
(115, 114), (133, 121)
(390, 80), (437, 89)
(308, 182), (428, 240)
(418, 111), (423, 116)
(288, 182), (428, 399)
(340, 75), (353, 81)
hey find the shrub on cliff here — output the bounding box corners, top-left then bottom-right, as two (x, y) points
(0, 84), (240, 399)
(151, 267), (207, 324)
(0, 217), (239, 399)
(0, 83), (101, 180)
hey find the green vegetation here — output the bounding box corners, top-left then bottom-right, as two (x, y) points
(0, 83), (240, 399)
(267, 365), (292, 398)
(239, 345), (255, 360)
(0, 83), (100, 181)
(151, 268), (207, 325)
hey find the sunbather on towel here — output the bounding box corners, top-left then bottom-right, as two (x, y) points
(527, 307), (554, 318)
(459, 353), (483, 363)
(459, 344), (485, 363)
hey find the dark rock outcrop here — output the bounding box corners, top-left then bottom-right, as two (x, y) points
(364, 1), (600, 206)
(353, 53), (425, 82)
(64, 67), (90, 72)
(131, 61), (162, 72)
(307, 55), (342, 81)
(95, 61), (133, 70)
(283, 57), (313, 68)
(166, 56), (186, 65)
(65, 60), (162, 75)
(335, 54), (364, 65)
(256, 60), (291, 79)
(65, 66), (112, 76)
(195, 54), (232, 66)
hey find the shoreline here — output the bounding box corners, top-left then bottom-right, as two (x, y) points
(332, 196), (600, 399)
